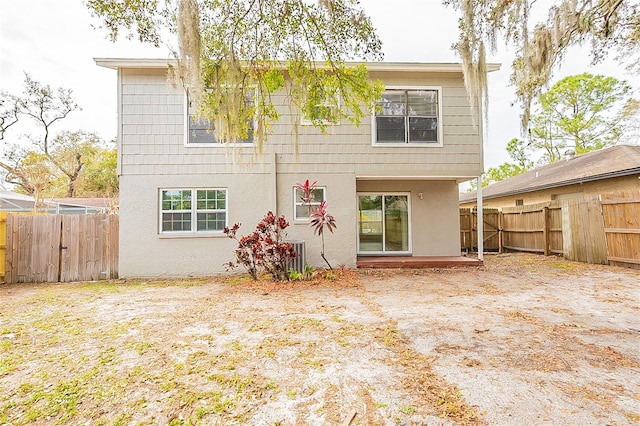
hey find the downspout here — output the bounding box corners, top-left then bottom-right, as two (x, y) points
(116, 68), (123, 177)
(270, 152), (278, 214)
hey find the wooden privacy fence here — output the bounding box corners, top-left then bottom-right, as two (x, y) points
(460, 193), (638, 266)
(600, 190), (640, 269)
(501, 202), (564, 256)
(4, 214), (118, 283)
(460, 208), (500, 252)
(0, 212), (6, 282)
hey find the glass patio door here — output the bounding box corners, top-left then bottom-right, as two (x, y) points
(358, 194), (410, 253)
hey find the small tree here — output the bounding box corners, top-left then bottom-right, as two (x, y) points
(223, 223), (261, 280)
(224, 212), (296, 281)
(294, 179), (318, 217)
(310, 201), (336, 270)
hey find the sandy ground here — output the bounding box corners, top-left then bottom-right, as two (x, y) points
(0, 253), (638, 425)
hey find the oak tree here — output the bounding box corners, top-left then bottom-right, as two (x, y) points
(1, 76), (117, 199)
(444, 0), (640, 129)
(86, 0), (384, 150)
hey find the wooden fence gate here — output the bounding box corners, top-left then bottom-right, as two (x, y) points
(4, 214), (118, 283)
(461, 192), (640, 267)
(600, 190), (640, 269)
(460, 208), (500, 252)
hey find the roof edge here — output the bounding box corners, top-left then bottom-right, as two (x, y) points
(459, 166), (640, 202)
(94, 58), (501, 73)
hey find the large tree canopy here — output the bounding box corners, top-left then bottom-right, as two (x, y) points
(86, 0), (384, 150)
(470, 72), (636, 190)
(1, 76), (117, 200)
(87, 0), (640, 142)
(528, 73), (635, 162)
(444, 0), (640, 130)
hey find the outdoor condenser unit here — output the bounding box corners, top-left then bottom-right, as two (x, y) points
(288, 240), (306, 273)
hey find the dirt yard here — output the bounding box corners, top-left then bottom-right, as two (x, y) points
(1, 253), (638, 425)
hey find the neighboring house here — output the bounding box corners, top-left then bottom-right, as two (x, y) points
(460, 145), (640, 208)
(0, 190), (109, 214)
(48, 198), (115, 214)
(96, 59), (499, 277)
(0, 190), (38, 212)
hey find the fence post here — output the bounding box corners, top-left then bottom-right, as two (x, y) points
(498, 210), (503, 253)
(469, 208), (474, 251)
(543, 206), (550, 256)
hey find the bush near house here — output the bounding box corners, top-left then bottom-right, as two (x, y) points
(224, 211), (296, 281)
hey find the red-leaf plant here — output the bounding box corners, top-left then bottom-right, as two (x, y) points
(223, 212), (296, 281)
(294, 179), (318, 217)
(310, 200), (337, 270)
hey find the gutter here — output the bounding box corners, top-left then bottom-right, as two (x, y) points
(460, 166), (640, 203)
(95, 58), (501, 73)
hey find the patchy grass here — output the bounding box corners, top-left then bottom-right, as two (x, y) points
(0, 254), (638, 425)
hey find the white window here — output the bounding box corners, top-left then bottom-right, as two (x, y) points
(293, 186), (326, 220)
(373, 88), (442, 145)
(160, 189), (227, 234)
(185, 91), (254, 146)
(300, 96), (340, 126)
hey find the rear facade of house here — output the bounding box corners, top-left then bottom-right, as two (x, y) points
(97, 59), (490, 277)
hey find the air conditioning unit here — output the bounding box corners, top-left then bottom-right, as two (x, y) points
(288, 240), (306, 273)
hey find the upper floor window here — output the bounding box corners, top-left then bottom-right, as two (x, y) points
(374, 88), (441, 145)
(300, 95), (340, 126)
(186, 91), (254, 146)
(160, 188), (227, 234)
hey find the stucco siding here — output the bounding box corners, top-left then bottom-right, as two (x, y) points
(357, 180), (461, 256)
(277, 173), (358, 269)
(118, 171), (356, 277)
(119, 171), (276, 278)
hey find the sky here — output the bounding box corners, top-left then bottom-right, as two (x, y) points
(1, 0), (636, 173)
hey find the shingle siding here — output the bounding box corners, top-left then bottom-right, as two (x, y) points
(104, 62), (483, 276)
(119, 67), (482, 178)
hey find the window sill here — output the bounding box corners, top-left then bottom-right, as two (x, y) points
(184, 143), (254, 148)
(357, 251), (413, 256)
(158, 233), (227, 239)
(371, 142), (442, 148)
(300, 120), (340, 126)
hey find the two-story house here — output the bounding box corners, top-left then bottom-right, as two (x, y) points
(96, 59), (498, 277)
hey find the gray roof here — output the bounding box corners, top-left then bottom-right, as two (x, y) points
(0, 190), (36, 211)
(49, 198), (111, 209)
(0, 191), (110, 213)
(460, 144), (640, 203)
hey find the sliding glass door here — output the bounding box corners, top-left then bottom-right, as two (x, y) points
(358, 193), (410, 254)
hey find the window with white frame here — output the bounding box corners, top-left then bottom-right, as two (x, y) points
(300, 96), (340, 126)
(160, 189), (227, 234)
(293, 186), (326, 220)
(374, 88), (441, 144)
(186, 91), (255, 145)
